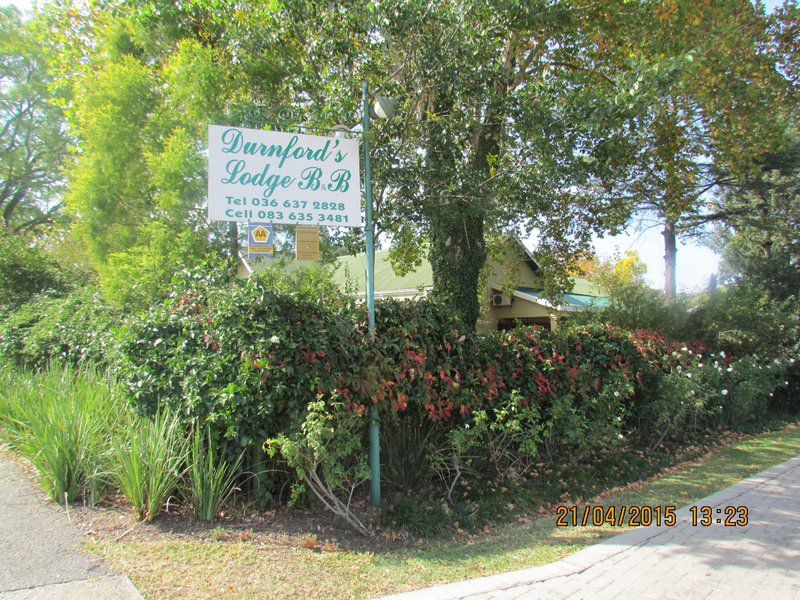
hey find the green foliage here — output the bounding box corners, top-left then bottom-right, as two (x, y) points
(579, 253), (688, 338)
(60, 17), (227, 309)
(695, 131), (800, 363)
(645, 347), (792, 445)
(98, 220), (217, 308)
(267, 395), (371, 536)
(187, 427), (243, 522)
(0, 288), (120, 370)
(0, 6), (69, 234)
(116, 264), (361, 462)
(111, 409), (188, 522)
(0, 236), (73, 310)
(31, 0), (793, 327)
(0, 266), (794, 536)
(117, 265), (797, 531)
(0, 365), (118, 503)
(578, 2), (791, 299)
(686, 284), (798, 357)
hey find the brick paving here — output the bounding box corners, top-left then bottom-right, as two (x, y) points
(381, 455), (800, 600)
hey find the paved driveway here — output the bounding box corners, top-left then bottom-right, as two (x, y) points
(0, 456), (142, 599)
(382, 455), (800, 600)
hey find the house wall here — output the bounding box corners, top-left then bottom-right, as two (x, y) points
(477, 245), (554, 332)
(484, 251), (540, 291)
(478, 287), (558, 333)
(478, 245), (556, 332)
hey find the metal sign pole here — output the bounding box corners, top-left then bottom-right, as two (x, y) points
(363, 81), (380, 508)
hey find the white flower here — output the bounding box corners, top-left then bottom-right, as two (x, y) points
(681, 347), (688, 352)
(614, 391), (620, 397)
(786, 381), (790, 386)
(727, 367), (734, 373)
(770, 393), (774, 397)
(721, 389), (729, 396)
(687, 373), (692, 378)
(720, 351), (726, 358)
(465, 424), (470, 429)
(269, 335), (280, 344)
(676, 365), (682, 373)
(790, 358), (796, 364)
(618, 434), (624, 440)
(698, 363), (704, 368)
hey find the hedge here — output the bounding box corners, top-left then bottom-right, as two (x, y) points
(114, 270), (794, 506)
(0, 289), (120, 370)
(1, 266), (793, 521)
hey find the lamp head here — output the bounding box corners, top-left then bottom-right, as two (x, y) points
(371, 96), (397, 120)
(332, 124), (354, 139)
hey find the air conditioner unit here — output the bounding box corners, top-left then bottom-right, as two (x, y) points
(492, 293), (512, 307)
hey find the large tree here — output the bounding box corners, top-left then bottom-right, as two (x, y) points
(238, 0), (643, 327)
(579, 0), (793, 302)
(48, 2), (287, 306)
(0, 6), (68, 235)
(715, 131), (800, 299)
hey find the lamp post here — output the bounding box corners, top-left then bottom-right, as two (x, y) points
(362, 82), (396, 508)
(336, 84), (394, 508)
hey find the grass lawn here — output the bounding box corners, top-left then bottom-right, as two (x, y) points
(85, 422), (800, 599)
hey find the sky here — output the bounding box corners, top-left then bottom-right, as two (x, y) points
(3, 0), (787, 291)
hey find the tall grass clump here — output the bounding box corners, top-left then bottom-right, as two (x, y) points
(187, 427), (243, 521)
(0, 365), (117, 504)
(112, 410), (187, 522)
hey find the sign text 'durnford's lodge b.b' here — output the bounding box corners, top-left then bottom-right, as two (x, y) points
(207, 125), (362, 228)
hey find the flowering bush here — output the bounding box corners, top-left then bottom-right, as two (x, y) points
(644, 346), (793, 445)
(1, 258), (796, 536)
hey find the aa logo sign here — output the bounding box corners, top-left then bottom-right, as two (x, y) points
(248, 223), (274, 258)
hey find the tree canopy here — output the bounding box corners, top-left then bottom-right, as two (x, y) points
(2, 0), (796, 319)
(0, 6), (68, 234)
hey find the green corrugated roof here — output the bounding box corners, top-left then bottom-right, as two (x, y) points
(568, 277), (606, 297)
(516, 286), (610, 308)
(330, 250), (433, 293)
(255, 241), (606, 301)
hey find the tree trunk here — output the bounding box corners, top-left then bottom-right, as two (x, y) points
(422, 94), (489, 330)
(758, 191), (772, 260)
(663, 217), (677, 304)
(428, 205), (486, 330)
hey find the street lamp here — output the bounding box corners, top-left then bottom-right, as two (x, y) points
(334, 85), (395, 508)
(362, 83), (395, 508)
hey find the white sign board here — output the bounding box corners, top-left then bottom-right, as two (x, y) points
(208, 125), (361, 227)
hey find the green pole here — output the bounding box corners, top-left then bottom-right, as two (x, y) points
(363, 82), (380, 507)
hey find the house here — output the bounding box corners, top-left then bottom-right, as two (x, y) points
(326, 239), (608, 332)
